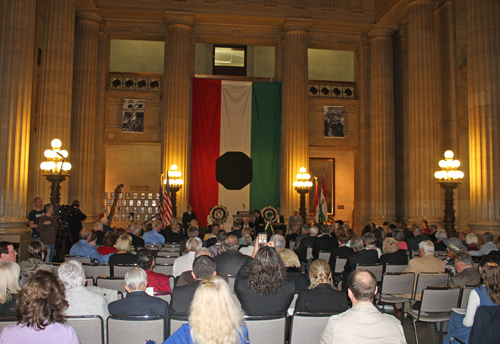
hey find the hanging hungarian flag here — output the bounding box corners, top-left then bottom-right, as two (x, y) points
(158, 178), (172, 227)
(189, 78), (282, 226)
(315, 178), (328, 223)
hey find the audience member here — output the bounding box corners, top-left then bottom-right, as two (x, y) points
(0, 242), (17, 262)
(313, 225), (338, 259)
(165, 223), (184, 243)
(128, 222), (145, 248)
(35, 204), (57, 262)
(175, 248), (229, 287)
(58, 260), (109, 321)
(470, 232), (498, 257)
(0, 262), (21, 317)
(295, 226), (319, 263)
(363, 232), (381, 258)
(449, 251), (480, 288)
(288, 209), (303, 229)
(173, 237), (202, 277)
(253, 210), (265, 233)
(70, 229), (112, 263)
(443, 237), (466, 277)
(93, 222), (105, 246)
(340, 237), (379, 291)
(443, 256), (500, 344)
(0, 270), (79, 344)
(214, 235), (249, 275)
(379, 238), (408, 266)
(434, 229), (448, 251)
(428, 225), (439, 242)
(228, 221), (243, 239)
(406, 225), (430, 252)
(285, 225), (300, 248)
(208, 229), (226, 257)
(165, 275), (248, 344)
(235, 245), (295, 316)
(239, 235), (254, 256)
(97, 231), (117, 255)
(143, 221), (165, 245)
(278, 249), (308, 291)
(270, 234), (286, 251)
(319, 269), (406, 344)
(101, 218), (113, 234)
(328, 232), (354, 273)
(392, 229), (407, 251)
(19, 241), (53, 283)
(180, 226), (200, 253)
(295, 259), (348, 314)
(466, 233), (480, 251)
(108, 234), (137, 266)
(295, 225), (310, 244)
(136, 249), (171, 294)
(372, 227), (385, 250)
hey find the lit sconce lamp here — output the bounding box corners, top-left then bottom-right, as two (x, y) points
(164, 164), (183, 217)
(39, 139), (71, 205)
(293, 167), (313, 223)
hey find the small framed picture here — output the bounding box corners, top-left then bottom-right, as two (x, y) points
(152, 200), (157, 207)
(144, 200), (149, 207)
(125, 192), (130, 199)
(133, 207), (138, 213)
(125, 206), (130, 213)
(129, 200), (134, 206)
(136, 214), (141, 221)
(121, 214), (126, 221)
(103, 206), (108, 213)
(111, 192), (115, 199)
(121, 200), (126, 206)
(133, 193), (138, 200)
(141, 207), (145, 214)
(148, 207), (153, 214)
(137, 200), (142, 206)
(144, 214), (149, 221)
(106, 200), (112, 206)
(156, 193), (160, 199)
(118, 207), (123, 213)
(118, 193), (123, 199)
(113, 214), (119, 221)
(141, 193), (146, 200)
(104, 192), (108, 199)
(148, 193), (153, 200)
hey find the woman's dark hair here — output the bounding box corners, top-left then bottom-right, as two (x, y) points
(361, 224), (373, 236)
(115, 228), (126, 237)
(246, 246), (287, 295)
(478, 255), (500, 304)
(28, 241), (46, 259)
(373, 227), (384, 241)
(103, 231), (117, 247)
(16, 270), (68, 330)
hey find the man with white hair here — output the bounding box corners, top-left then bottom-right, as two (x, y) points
(270, 234), (286, 251)
(404, 240), (446, 276)
(407, 224), (430, 252)
(180, 226), (200, 253)
(101, 217), (113, 234)
(58, 260), (109, 321)
(295, 226), (319, 263)
(143, 221), (165, 245)
(214, 235), (249, 275)
(173, 237), (202, 277)
(108, 267), (169, 327)
(469, 232), (498, 257)
(129, 222), (144, 248)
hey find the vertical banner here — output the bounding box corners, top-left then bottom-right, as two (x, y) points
(122, 99), (145, 133)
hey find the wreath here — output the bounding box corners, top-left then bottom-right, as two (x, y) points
(209, 205), (229, 224)
(261, 206), (278, 223)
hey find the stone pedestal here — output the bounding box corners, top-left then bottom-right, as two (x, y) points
(369, 25), (397, 225)
(406, 0), (441, 226)
(35, 0), (75, 206)
(69, 10), (102, 224)
(0, 0), (37, 260)
(281, 19), (312, 217)
(467, 0), (500, 235)
(162, 12), (194, 214)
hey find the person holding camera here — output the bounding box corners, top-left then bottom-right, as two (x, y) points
(36, 204), (58, 263)
(67, 200), (87, 245)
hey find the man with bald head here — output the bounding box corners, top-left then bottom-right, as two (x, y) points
(214, 235), (249, 275)
(319, 269), (406, 344)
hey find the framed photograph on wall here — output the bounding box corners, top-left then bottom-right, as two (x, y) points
(148, 193), (153, 200)
(133, 207), (137, 213)
(141, 207), (145, 214)
(106, 200), (112, 206)
(111, 192), (115, 199)
(152, 200), (157, 207)
(137, 200), (142, 207)
(125, 207), (130, 213)
(144, 214), (149, 221)
(324, 106), (345, 138)
(136, 214), (141, 221)
(125, 192), (130, 199)
(156, 193), (160, 199)
(121, 214), (126, 221)
(118, 207), (122, 213)
(118, 193), (123, 199)
(141, 193), (146, 200)
(121, 200), (126, 206)
(144, 200), (149, 207)
(148, 207), (153, 214)
(103, 207), (107, 213)
(129, 200), (134, 206)
(104, 192), (108, 199)
(308, 158), (335, 216)
(114, 214), (119, 221)
(133, 193), (138, 200)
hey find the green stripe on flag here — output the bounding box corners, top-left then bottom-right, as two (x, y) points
(250, 82), (282, 211)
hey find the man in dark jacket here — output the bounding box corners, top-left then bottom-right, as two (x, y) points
(340, 237), (379, 291)
(214, 235), (249, 275)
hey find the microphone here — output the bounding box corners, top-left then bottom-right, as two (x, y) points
(243, 204), (246, 212)
(56, 151), (65, 158)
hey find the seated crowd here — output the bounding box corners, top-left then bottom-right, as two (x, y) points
(1, 216), (500, 344)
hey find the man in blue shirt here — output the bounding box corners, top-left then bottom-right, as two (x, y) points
(143, 221), (165, 245)
(69, 228), (113, 263)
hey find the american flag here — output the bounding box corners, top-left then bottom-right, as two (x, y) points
(158, 178), (172, 227)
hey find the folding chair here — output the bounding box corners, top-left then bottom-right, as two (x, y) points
(66, 315), (104, 344)
(289, 292), (299, 310)
(306, 247), (313, 260)
(414, 272), (449, 301)
(460, 286), (475, 309)
(154, 292), (171, 303)
(244, 314), (286, 344)
(289, 241), (296, 250)
(334, 257), (347, 274)
(405, 286), (460, 344)
(155, 256), (177, 265)
(96, 276), (127, 294)
(384, 264), (408, 273)
(82, 263), (111, 279)
(356, 263), (384, 282)
(318, 251), (332, 262)
(461, 306), (500, 344)
(48, 262), (61, 275)
(170, 316), (189, 336)
(377, 272), (415, 311)
(0, 317), (16, 333)
(289, 312), (339, 344)
(85, 276), (95, 286)
(153, 264), (174, 276)
(111, 264), (137, 278)
(227, 274), (236, 290)
(66, 256), (91, 264)
(107, 315), (166, 344)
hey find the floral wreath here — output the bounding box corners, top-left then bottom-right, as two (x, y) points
(261, 206), (278, 223)
(209, 205), (229, 224)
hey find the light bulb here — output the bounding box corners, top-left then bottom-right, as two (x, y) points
(444, 150), (454, 159)
(299, 167), (306, 173)
(62, 162), (71, 171)
(59, 150), (68, 158)
(51, 139), (62, 148)
(304, 174), (311, 180)
(171, 164), (178, 171)
(296, 174), (302, 180)
(47, 161), (56, 170)
(457, 171), (464, 179)
(179, 180), (184, 185)
(40, 162), (47, 170)
(163, 179), (167, 185)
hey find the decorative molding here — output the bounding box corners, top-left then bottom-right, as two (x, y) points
(165, 11), (195, 27)
(308, 84), (356, 99)
(109, 74), (162, 91)
(368, 25), (398, 38)
(76, 10), (102, 23)
(283, 18), (314, 33)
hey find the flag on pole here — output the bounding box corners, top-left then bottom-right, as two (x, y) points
(158, 176), (173, 227)
(315, 178), (328, 223)
(314, 178), (319, 223)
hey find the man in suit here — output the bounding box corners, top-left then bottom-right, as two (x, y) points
(295, 226), (319, 263)
(170, 255), (216, 317)
(180, 226), (199, 253)
(108, 267), (169, 332)
(129, 223), (145, 248)
(404, 240), (446, 276)
(295, 225), (310, 244)
(406, 225), (430, 252)
(449, 251), (479, 288)
(182, 205), (197, 234)
(328, 232), (354, 274)
(340, 237), (379, 291)
(312, 224), (339, 259)
(214, 235), (249, 275)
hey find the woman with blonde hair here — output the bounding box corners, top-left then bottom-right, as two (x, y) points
(379, 237), (408, 266)
(0, 261), (21, 317)
(108, 234), (137, 265)
(278, 249), (309, 291)
(165, 275), (248, 344)
(295, 259), (348, 313)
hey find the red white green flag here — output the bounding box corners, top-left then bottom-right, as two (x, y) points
(315, 178), (328, 223)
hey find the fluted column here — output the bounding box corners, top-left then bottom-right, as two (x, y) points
(406, 0), (441, 225)
(69, 10), (102, 223)
(281, 19), (312, 217)
(467, 0), (500, 233)
(369, 25), (397, 225)
(35, 0), (75, 205)
(163, 12), (194, 213)
(0, 0), (36, 255)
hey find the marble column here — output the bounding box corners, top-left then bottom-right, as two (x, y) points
(467, 0), (500, 233)
(0, 0), (36, 258)
(163, 12), (194, 214)
(35, 0), (75, 205)
(281, 19), (312, 217)
(406, 0), (441, 225)
(369, 25), (397, 225)
(69, 10), (102, 223)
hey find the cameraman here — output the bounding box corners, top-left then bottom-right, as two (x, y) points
(68, 200), (87, 245)
(37, 204), (58, 262)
